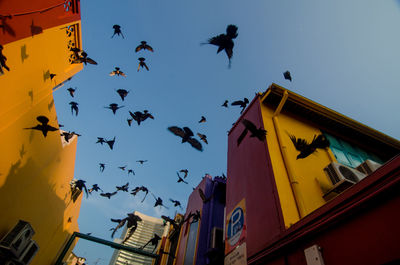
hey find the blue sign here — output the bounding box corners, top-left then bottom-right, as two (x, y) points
(227, 207), (244, 246)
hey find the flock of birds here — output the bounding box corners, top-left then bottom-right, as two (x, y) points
(8, 22), (332, 253)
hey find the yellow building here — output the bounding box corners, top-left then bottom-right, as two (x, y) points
(0, 1), (84, 264)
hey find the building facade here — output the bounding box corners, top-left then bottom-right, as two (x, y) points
(226, 83), (400, 264)
(174, 175), (226, 265)
(0, 1), (84, 264)
(109, 211), (169, 265)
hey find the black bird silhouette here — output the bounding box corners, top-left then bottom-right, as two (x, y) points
(197, 133), (208, 144)
(105, 103), (124, 115)
(69, 101), (79, 116)
(71, 48), (97, 65)
(111, 24), (124, 39)
(198, 116), (206, 123)
(176, 172), (188, 184)
(168, 126), (203, 151)
(161, 215), (181, 230)
(72, 179), (88, 198)
(152, 194), (169, 209)
(141, 234), (161, 253)
(127, 119), (133, 127)
(231, 98), (249, 114)
(203, 24), (238, 67)
(136, 160), (148, 164)
(110, 67), (126, 77)
(116, 182), (129, 192)
(96, 137), (106, 145)
(116, 89), (129, 101)
(110, 213), (142, 241)
(283, 70), (292, 82)
(50, 73), (56, 80)
(118, 166), (126, 171)
(129, 110), (154, 125)
(179, 169), (188, 178)
(137, 57), (149, 71)
(61, 131), (80, 142)
(0, 44), (10, 74)
(106, 137), (116, 150)
(198, 188), (213, 203)
(128, 169), (135, 175)
(135, 41), (154, 52)
(99, 163), (105, 172)
(24, 116), (58, 137)
(139, 186), (149, 202)
(67, 87), (76, 97)
(237, 119), (267, 146)
(170, 199), (183, 209)
(100, 191), (117, 199)
(131, 187), (141, 196)
(185, 210), (201, 224)
(88, 184), (103, 193)
(287, 133), (330, 159)
(222, 100), (229, 108)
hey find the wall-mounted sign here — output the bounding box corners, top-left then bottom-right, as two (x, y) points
(225, 198), (246, 254)
(225, 242), (247, 265)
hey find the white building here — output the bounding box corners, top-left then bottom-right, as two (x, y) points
(108, 211), (169, 265)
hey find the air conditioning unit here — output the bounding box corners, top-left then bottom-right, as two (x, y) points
(0, 221), (35, 258)
(210, 227), (223, 249)
(323, 162), (367, 199)
(15, 240), (39, 265)
(356, 159), (382, 175)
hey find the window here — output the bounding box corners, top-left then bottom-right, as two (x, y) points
(324, 132), (383, 168)
(183, 221), (199, 265)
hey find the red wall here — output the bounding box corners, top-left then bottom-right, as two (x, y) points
(0, 0), (81, 45)
(227, 96), (285, 258)
(248, 156), (400, 265)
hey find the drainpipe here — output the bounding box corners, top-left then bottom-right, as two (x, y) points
(271, 90), (306, 219)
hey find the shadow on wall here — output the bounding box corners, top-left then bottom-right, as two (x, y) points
(0, 156), (73, 265)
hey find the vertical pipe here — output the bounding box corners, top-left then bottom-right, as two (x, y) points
(272, 91), (306, 219)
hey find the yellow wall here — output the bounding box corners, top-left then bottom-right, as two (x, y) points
(260, 102), (337, 228)
(0, 22), (83, 264)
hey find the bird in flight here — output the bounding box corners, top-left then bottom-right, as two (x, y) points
(237, 119), (267, 146)
(106, 137), (116, 150)
(0, 44), (10, 74)
(140, 234), (161, 253)
(100, 191), (118, 199)
(109, 67), (126, 77)
(170, 199), (183, 209)
(116, 182), (129, 192)
(176, 172), (188, 184)
(161, 215), (181, 230)
(127, 119), (133, 127)
(69, 101), (79, 116)
(111, 24), (124, 39)
(116, 89), (129, 101)
(129, 110), (154, 125)
(168, 126), (203, 151)
(198, 116), (206, 123)
(203, 24), (238, 67)
(61, 131), (80, 143)
(128, 169), (135, 175)
(198, 188), (213, 203)
(135, 41), (154, 53)
(152, 194), (169, 209)
(118, 166), (126, 171)
(67, 87), (76, 97)
(197, 133), (208, 144)
(96, 137), (106, 145)
(185, 210), (201, 224)
(283, 71), (292, 82)
(222, 100), (229, 108)
(139, 186), (149, 202)
(110, 213), (142, 242)
(287, 133), (330, 159)
(88, 184), (103, 194)
(71, 48), (97, 65)
(72, 179), (88, 198)
(105, 103), (124, 115)
(136, 160), (148, 165)
(231, 98), (249, 114)
(99, 163), (105, 172)
(24, 116), (58, 137)
(179, 169), (188, 178)
(137, 57), (149, 71)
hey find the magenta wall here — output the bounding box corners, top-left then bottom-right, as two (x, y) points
(226, 96), (285, 259)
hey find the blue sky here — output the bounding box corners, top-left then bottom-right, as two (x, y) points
(52, 0), (400, 263)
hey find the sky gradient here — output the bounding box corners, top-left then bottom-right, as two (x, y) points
(52, 0), (400, 264)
